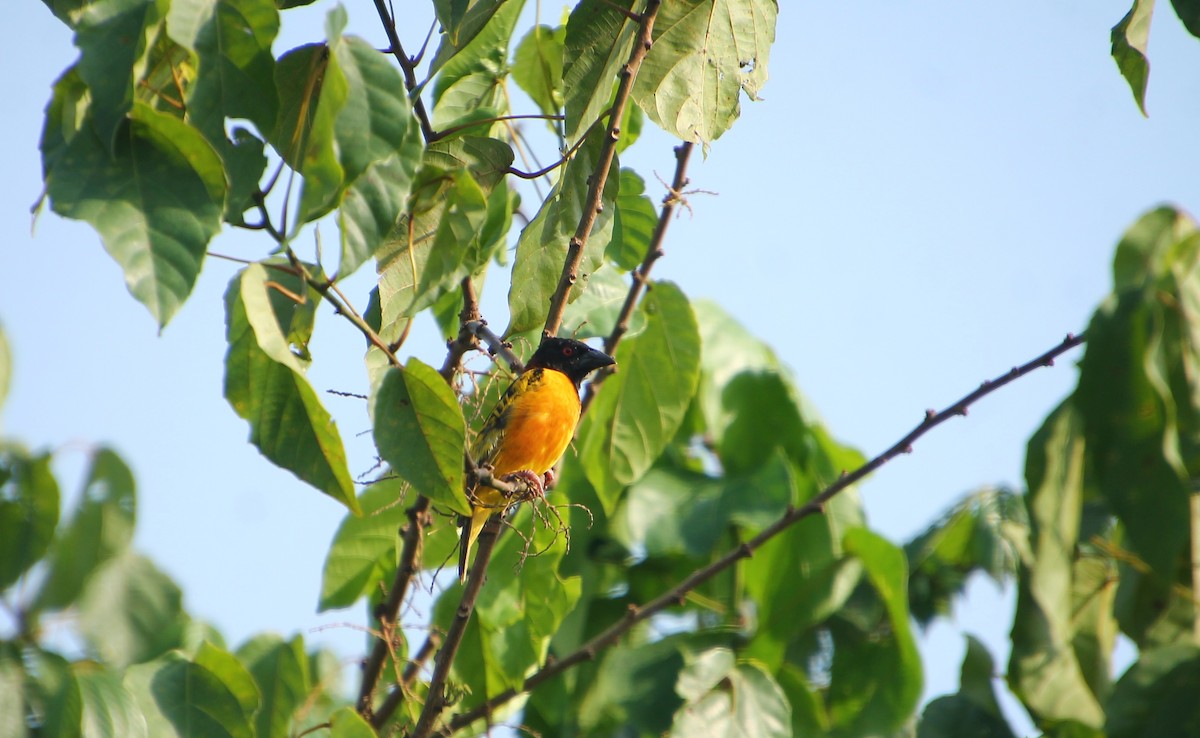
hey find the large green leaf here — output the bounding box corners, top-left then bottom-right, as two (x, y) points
(0, 448), (59, 592)
(270, 41), (348, 224)
(46, 103), (225, 327)
(428, 0), (509, 75)
(560, 263), (647, 340)
(632, 0), (777, 144)
(512, 24), (567, 118)
(575, 632), (686, 733)
(318, 479), (408, 611)
(507, 131), (621, 334)
(827, 529), (922, 736)
(578, 282), (701, 511)
(124, 647), (257, 738)
(74, 0), (165, 150)
(0, 643), (24, 738)
(35, 447), (137, 611)
(78, 551), (185, 668)
(332, 35), (424, 276)
(562, 0), (639, 145)
(224, 264), (359, 514)
(1111, 0), (1154, 116)
(76, 661), (147, 738)
(1078, 207), (1199, 578)
(430, 0), (523, 132)
(669, 649), (791, 738)
(1171, 0), (1200, 37)
(23, 648), (84, 738)
(1106, 645), (1200, 738)
(372, 359), (469, 516)
(1008, 401), (1105, 731)
(329, 707), (377, 738)
(236, 634), (311, 738)
(168, 0), (279, 138)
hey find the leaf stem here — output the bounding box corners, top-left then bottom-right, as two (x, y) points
(443, 332), (1088, 732)
(541, 0), (662, 338)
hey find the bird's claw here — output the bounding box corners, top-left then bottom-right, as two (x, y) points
(542, 468), (558, 491)
(502, 469), (545, 501)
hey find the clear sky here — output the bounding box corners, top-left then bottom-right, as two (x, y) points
(4, 0), (1200, 730)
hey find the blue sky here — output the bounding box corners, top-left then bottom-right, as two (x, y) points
(4, 0), (1200, 729)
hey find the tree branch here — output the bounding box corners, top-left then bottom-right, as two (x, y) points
(582, 141), (694, 412)
(440, 278), (483, 383)
(371, 0), (435, 143)
(542, 0), (662, 338)
(443, 332), (1088, 732)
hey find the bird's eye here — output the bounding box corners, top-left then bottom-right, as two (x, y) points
(562, 346), (575, 356)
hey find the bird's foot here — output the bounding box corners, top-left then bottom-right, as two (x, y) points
(502, 469), (545, 501)
(542, 468), (558, 491)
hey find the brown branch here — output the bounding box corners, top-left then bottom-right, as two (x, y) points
(371, 0), (435, 143)
(371, 631), (444, 729)
(505, 123), (598, 180)
(357, 495), (432, 721)
(542, 0), (662, 338)
(582, 141), (695, 412)
(409, 515), (505, 738)
(443, 332), (1088, 733)
(466, 320), (524, 374)
(440, 278), (483, 383)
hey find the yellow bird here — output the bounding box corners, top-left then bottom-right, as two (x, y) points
(459, 337), (615, 582)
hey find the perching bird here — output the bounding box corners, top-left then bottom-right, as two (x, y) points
(458, 337), (615, 583)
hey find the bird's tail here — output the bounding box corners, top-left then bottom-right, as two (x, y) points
(458, 506), (491, 584)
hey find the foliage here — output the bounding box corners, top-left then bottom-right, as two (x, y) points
(7, 0), (1200, 736)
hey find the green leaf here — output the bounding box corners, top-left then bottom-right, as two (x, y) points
(670, 649), (791, 738)
(23, 648), (84, 738)
(372, 359), (469, 516)
(36, 447), (137, 612)
(512, 24), (567, 117)
(828, 528), (922, 736)
(576, 634), (685, 733)
(270, 42), (348, 224)
(430, 0), (523, 132)
(78, 551), (185, 668)
(563, 0), (638, 145)
(333, 36), (424, 276)
(0, 448), (59, 592)
(579, 282), (701, 511)
(74, 0), (165, 150)
(1107, 645), (1200, 738)
(1078, 206), (1197, 577)
(236, 634), (310, 738)
(0, 643), (25, 738)
(377, 170), (489, 326)
(507, 131), (621, 335)
(124, 649), (256, 738)
(905, 487), (1026, 627)
(329, 707), (377, 738)
(318, 478), (408, 611)
(608, 168), (658, 271)
(224, 264), (359, 514)
(76, 661), (147, 738)
(1111, 0), (1155, 116)
(168, 0), (279, 138)
(560, 263), (646, 340)
(46, 103), (225, 327)
(0, 324), (10, 416)
(633, 0), (778, 145)
(429, 0), (509, 74)
(1171, 0), (1200, 38)
(917, 636), (1014, 738)
(1008, 401), (1105, 730)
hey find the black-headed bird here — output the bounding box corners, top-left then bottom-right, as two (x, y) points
(459, 337), (615, 582)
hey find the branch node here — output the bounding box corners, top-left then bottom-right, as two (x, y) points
(924, 409), (937, 420)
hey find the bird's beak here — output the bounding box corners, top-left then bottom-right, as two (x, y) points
(585, 349), (616, 373)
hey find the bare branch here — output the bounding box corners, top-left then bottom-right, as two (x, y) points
(542, 0), (663, 338)
(370, 0), (436, 143)
(443, 332), (1088, 732)
(582, 141), (695, 412)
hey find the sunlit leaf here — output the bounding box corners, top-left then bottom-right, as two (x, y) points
(77, 661), (147, 738)
(512, 24), (566, 117)
(237, 634), (311, 738)
(78, 551), (185, 668)
(563, 0), (638, 145)
(608, 168), (658, 271)
(124, 648), (256, 738)
(0, 448), (59, 592)
(318, 479), (408, 611)
(1107, 644), (1200, 738)
(669, 649), (790, 738)
(1111, 0), (1154, 116)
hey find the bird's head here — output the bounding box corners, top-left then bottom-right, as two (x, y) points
(527, 337), (616, 386)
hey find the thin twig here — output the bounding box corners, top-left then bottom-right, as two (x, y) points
(443, 332), (1088, 732)
(542, 0), (662, 338)
(435, 113), (566, 143)
(466, 320), (524, 374)
(505, 124), (598, 180)
(357, 496), (432, 721)
(371, 0), (435, 143)
(371, 632), (445, 730)
(582, 141), (694, 412)
(440, 278), (483, 383)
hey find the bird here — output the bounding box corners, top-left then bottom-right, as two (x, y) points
(458, 336), (615, 583)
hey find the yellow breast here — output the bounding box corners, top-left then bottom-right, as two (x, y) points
(488, 368), (581, 477)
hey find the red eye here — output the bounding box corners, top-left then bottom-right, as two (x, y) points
(562, 346), (574, 356)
